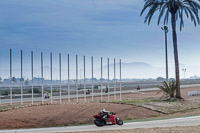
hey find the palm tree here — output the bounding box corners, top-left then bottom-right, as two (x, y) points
(158, 80), (177, 99)
(141, 0), (200, 99)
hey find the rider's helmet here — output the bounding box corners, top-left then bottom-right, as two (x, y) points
(101, 108), (106, 113)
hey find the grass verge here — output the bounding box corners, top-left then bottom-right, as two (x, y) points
(111, 98), (200, 114)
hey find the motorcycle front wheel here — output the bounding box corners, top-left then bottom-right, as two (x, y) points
(116, 119), (123, 125)
(94, 119), (104, 127)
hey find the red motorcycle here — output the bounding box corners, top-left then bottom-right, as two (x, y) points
(93, 112), (123, 127)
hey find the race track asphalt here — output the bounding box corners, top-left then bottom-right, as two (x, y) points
(1, 115), (200, 133)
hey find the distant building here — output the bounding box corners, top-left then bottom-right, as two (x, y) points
(3, 79), (10, 84)
(33, 77), (44, 85)
(156, 77), (165, 81)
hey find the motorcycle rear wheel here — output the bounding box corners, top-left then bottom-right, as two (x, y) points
(94, 119), (104, 127)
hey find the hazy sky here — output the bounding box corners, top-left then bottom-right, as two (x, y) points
(0, 0), (200, 79)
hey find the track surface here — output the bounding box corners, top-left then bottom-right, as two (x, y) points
(1, 115), (200, 133)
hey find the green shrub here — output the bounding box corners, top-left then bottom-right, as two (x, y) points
(2, 90), (9, 95)
(158, 81), (177, 98)
(28, 88), (41, 93)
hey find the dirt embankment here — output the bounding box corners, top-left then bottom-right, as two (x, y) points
(0, 102), (162, 129)
(72, 126), (200, 133)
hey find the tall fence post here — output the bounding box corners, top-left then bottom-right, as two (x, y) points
(59, 53), (62, 104)
(68, 54), (70, 103)
(114, 58), (116, 101)
(31, 51), (34, 105)
(107, 58), (109, 102)
(41, 52), (44, 104)
(120, 59), (122, 101)
(84, 56), (86, 102)
(0, 49), (1, 105)
(101, 57), (103, 102)
(10, 49), (12, 105)
(21, 50), (23, 105)
(76, 55), (78, 103)
(50, 53), (53, 104)
(91, 56), (94, 102)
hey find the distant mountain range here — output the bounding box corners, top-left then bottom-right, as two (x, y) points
(103, 62), (164, 79)
(103, 62), (200, 79)
(0, 62), (199, 79)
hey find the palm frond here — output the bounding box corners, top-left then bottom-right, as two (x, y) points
(158, 81), (177, 98)
(141, 0), (200, 30)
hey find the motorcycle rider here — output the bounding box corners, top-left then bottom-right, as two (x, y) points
(100, 109), (110, 120)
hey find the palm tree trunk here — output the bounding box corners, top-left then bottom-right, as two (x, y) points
(171, 13), (182, 99)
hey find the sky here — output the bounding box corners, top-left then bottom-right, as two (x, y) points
(0, 0), (200, 79)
